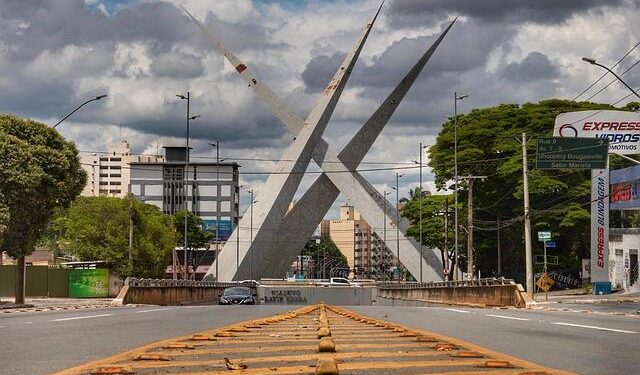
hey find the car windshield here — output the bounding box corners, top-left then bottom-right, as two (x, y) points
(224, 287), (251, 296)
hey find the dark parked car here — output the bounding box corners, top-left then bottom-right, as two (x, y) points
(219, 287), (256, 305)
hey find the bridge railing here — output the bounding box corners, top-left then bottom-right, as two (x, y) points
(124, 277), (239, 288)
(378, 277), (515, 290)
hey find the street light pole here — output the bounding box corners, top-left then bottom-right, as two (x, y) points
(177, 93), (200, 279)
(418, 142), (428, 283)
(582, 57), (640, 99)
(209, 142), (220, 281)
(53, 94), (107, 128)
(392, 173), (404, 283)
(453, 91), (468, 280)
(382, 190), (391, 283)
(248, 189), (256, 280)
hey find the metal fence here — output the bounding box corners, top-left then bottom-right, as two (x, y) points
(124, 277), (240, 288)
(378, 277), (516, 290)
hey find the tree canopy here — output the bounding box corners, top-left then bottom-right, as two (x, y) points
(402, 99), (639, 280)
(173, 210), (213, 249)
(0, 114), (86, 259)
(55, 196), (175, 278)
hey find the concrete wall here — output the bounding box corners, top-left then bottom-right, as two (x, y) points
(120, 285), (245, 306)
(257, 286), (376, 306)
(377, 284), (533, 308)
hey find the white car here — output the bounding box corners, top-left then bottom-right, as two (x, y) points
(239, 279), (262, 286)
(321, 277), (361, 287)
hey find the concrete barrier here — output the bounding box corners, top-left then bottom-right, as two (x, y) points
(111, 278), (248, 306)
(377, 278), (534, 308)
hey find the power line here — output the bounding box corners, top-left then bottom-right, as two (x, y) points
(572, 42), (640, 101)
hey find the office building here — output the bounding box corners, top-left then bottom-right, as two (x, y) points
(129, 146), (240, 241)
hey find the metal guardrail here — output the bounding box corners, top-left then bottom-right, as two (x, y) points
(378, 277), (515, 289)
(124, 277), (239, 288)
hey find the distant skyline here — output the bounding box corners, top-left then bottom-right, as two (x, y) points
(1, 0), (638, 218)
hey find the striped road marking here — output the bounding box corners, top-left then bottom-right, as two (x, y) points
(50, 314), (112, 322)
(552, 322), (637, 334)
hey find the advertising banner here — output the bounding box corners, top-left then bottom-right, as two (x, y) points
(590, 169), (609, 285)
(202, 219), (233, 241)
(68, 269), (109, 298)
(554, 110), (640, 155)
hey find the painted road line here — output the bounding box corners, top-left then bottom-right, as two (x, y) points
(50, 314), (112, 322)
(552, 321), (637, 334)
(54, 304), (574, 375)
(444, 308), (471, 313)
(486, 314), (531, 321)
(135, 308), (173, 314)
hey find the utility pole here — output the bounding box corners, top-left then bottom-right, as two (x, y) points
(522, 133), (534, 296)
(497, 216), (501, 276)
(394, 173), (404, 283)
(460, 175), (486, 280)
(434, 197), (453, 279)
(418, 142), (428, 283)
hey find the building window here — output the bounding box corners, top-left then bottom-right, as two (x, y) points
(109, 181), (121, 185)
(110, 174), (121, 178)
(99, 165), (108, 169)
(110, 166), (121, 170)
(110, 157), (121, 162)
(99, 173), (108, 178)
(109, 190), (121, 194)
(100, 157), (109, 162)
(99, 181), (108, 185)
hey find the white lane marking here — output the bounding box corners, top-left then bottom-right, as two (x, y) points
(182, 306), (209, 309)
(50, 313), (112, 322)
(24, 321), (33, 324)
(486, 314), (531, 321)
(445, 308), (471, 314)
(135, 308), (172, 314)
(551, 322), (637, 334)
(0, 326), (4, 328)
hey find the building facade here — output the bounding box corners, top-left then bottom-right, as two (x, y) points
(129, 146), (240, 241)
(81, 140), (163, 198)
(321, 205), (395, 279)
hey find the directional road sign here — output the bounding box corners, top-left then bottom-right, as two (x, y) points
(536, 273), (555, 292)
(546, 241), (556, 248)
(536, 137), (608, 169)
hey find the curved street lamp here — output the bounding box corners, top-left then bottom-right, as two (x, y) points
(582, 57), (640, 100)
(53, 94), (107, 128)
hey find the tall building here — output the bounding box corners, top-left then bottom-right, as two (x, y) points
(129, 146), (240, 241)
(80, 140), (163, 198)
(321, 205), (392, 279)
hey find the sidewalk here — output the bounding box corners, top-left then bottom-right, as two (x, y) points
(534, 288), (640, 304)
(1, 297), (116, 313)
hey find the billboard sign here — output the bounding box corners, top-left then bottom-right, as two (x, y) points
(68, 269), (109, 298)
(202, 219), (233, 241)
(536, 137), (608, 169)
(554, 110), (640, 155)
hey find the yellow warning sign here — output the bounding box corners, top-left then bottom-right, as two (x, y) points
(536, 273), (555, 292)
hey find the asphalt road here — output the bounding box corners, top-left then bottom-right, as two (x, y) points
(0, 304), (291, 375)
(1, 304), (638, 375)
(351, 305), (640, 375)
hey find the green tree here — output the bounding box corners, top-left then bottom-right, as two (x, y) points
(0, 114), (86, 303)
(423, 99), (637, 280)
(56, 196), (175, 278)
(401, 194), (456, 276)
(173, 210), (213, 250)
(302, 236), (348, 278)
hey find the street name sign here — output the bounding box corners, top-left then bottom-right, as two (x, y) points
(537, 231), (551, 242)
(546, 241), (556, 248)
(536, 137), (608, 169)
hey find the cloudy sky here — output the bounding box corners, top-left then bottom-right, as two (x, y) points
(1, 0), (639, 218)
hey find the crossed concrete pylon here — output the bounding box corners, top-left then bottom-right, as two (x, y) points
(183, 5), (456, 282)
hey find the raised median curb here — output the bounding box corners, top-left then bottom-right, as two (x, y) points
(53, 303), (573, 375)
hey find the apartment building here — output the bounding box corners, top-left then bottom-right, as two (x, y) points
(80, 140), (163, 198)
(321, 205), (393, 279)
